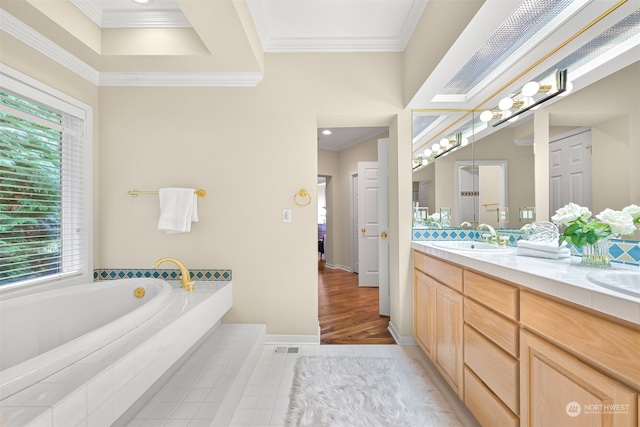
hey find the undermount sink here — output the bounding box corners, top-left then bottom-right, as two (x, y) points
(431, 241), (514, 252)
(586, 270), (640, 298)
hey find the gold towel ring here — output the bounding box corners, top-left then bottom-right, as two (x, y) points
(294, 189), (311, 206)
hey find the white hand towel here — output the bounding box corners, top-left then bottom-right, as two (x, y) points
(158, 188), (199, 233)
(517, 240), (567, 253)
(516, 247), (571, 259)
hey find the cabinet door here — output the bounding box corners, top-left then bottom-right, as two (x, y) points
(521, 330), (638, 427)
(435, 282), (464, 398)
(414, 270), (435, 359)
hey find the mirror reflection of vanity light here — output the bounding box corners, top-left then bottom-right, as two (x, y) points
(519, 207), (536, 222)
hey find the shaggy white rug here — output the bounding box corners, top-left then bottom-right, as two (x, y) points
(285, 356), (459, 427)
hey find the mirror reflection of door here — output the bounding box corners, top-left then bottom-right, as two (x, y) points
(549, 128), (592, 217)
(456, 160), (508, 227)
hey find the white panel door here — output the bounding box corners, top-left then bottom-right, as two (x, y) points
(357, 161), (379, 287)
(549, 129), (592, 216)
(377, 138), (390, 316)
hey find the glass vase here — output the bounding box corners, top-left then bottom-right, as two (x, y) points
(579, 237), (611, 268)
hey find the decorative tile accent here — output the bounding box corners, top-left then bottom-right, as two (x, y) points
(412, 227), (640, 267)
(93, 268), (232, 281)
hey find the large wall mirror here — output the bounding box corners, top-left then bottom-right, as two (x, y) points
(410, 2), (639, 241)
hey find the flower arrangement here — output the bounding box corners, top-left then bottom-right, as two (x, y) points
(551, 203), (640, 247)
(426, 212), (441, 227)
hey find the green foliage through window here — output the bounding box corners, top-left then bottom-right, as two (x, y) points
(0, 91), (63, 285)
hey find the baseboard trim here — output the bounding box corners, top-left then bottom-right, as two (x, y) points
(324, 263), (352, 272)
(388, 321), (417, 346)
(265, 324), (321, 345)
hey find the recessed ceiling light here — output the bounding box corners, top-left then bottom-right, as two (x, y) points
(322, 130), (332, 135)
(132, 0), (152, 4)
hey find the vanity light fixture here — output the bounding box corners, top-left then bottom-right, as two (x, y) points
(480, 69), (569, 128)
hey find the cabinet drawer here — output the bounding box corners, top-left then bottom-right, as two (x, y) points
(521, 290), (640, 388)
(464, 324), (519, 415)
(464, 270), (518, 320)
(464, 367), (519, 427)
(414, 251), (463, 292)
(465, 297), (519, 357)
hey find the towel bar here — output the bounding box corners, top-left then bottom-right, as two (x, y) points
(128, 189), (206, 197)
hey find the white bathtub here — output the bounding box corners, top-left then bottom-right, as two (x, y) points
(0, 278), (172, 400)
(0, 279), (233, 427)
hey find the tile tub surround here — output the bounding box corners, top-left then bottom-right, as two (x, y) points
(412, 241), (640, 325)
(94, 268), (232, 282)
(0, 281), (233, 427)
(412, 227), (640, 266)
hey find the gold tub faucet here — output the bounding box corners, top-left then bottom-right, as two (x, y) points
(477, 223), (498, 244)
(153, 257), (194, 291)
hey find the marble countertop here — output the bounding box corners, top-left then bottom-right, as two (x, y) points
(412, 241), (640, 326)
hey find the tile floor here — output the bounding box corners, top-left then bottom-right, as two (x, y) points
(125, 343), (479, 427)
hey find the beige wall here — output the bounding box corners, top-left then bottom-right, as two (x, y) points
(96, 54), (404, 336)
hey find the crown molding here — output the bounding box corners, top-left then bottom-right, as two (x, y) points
(69, 0), (102, 27)
(1, 11), (262, 87)
(101, 11), (191, 29)
(99, 72), (263, 87)
(0, 10), (100, 85)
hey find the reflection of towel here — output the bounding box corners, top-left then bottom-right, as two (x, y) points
(517, 240), (567, 253)
(516, 247), (571, 259)
(158, 188), (198, 233)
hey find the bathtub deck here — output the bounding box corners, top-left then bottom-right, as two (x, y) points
(118, 323), (265, 427)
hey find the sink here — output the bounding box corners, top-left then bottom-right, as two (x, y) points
(587, 270), (640, 297)
(431, 241), (514, 252)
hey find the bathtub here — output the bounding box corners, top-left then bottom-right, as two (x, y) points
(0, 279), (233, 427)
(0, 278), (172, 400)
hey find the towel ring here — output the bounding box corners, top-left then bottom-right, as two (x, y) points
(294, 189), (311, 207)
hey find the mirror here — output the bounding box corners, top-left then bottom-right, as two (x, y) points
(412, 60), (639, 240)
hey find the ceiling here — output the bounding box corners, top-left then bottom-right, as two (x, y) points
(2, 0), (638, 152)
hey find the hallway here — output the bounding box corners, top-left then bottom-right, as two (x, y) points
(318, 260), (396, 345)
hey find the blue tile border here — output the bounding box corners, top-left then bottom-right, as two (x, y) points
(93, 268), (232, 281)
(412, 227), (640, 267)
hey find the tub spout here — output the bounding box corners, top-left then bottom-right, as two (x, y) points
(153, 257), (194, 291)
(477, 223), (498, 244)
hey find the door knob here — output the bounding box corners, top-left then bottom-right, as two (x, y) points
(380, 232), (387, 239)
(361, 228), (366, 233)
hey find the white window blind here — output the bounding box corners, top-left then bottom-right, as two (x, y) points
(0, 88), (86, 286)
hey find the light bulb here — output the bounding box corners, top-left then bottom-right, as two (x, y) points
(432, 143), (440, 152)
(424, 148), (432, 157)
(522, 81), (540, 97)
(480, 110), (494, 122)
(461, 137), (469, 147)
(508, 114), (519, 123)
(498, 97), (514, 111)
(439, 138), (450, 148)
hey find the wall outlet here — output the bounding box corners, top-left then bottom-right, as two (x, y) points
(283, 209), (292, 223)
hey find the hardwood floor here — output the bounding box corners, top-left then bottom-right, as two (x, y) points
(318, 260), (396, 345)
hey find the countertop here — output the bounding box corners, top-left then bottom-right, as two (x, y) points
(412, 241), (640, 326)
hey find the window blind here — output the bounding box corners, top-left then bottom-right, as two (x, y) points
(0, 89), (85, 286)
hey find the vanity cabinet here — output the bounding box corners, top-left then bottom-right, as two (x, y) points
(520, 290), (640, 427)
(463, 271), (520, 427)
(413, 251), (464, 398)
(412, 248), (640, 427)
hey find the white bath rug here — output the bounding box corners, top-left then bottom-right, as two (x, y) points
(285, 356), (462, 427)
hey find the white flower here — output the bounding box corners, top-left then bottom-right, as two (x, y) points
(596, 209), (636, 235)
(551, 203), (592, 226)
(622, 204), (640, 222)
(429, 212), (441, 221)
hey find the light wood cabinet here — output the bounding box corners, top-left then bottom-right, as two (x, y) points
(413, 251), (464, 399)
(521, 329), (638, 427)
(412, 249), (640, 427)
(414, 270), (435, 359)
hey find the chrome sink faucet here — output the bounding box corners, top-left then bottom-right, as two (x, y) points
(477, 223), (498, 244)
(153, 257), (194, 291)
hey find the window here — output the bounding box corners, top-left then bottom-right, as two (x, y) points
(0, 66), (92, 288)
